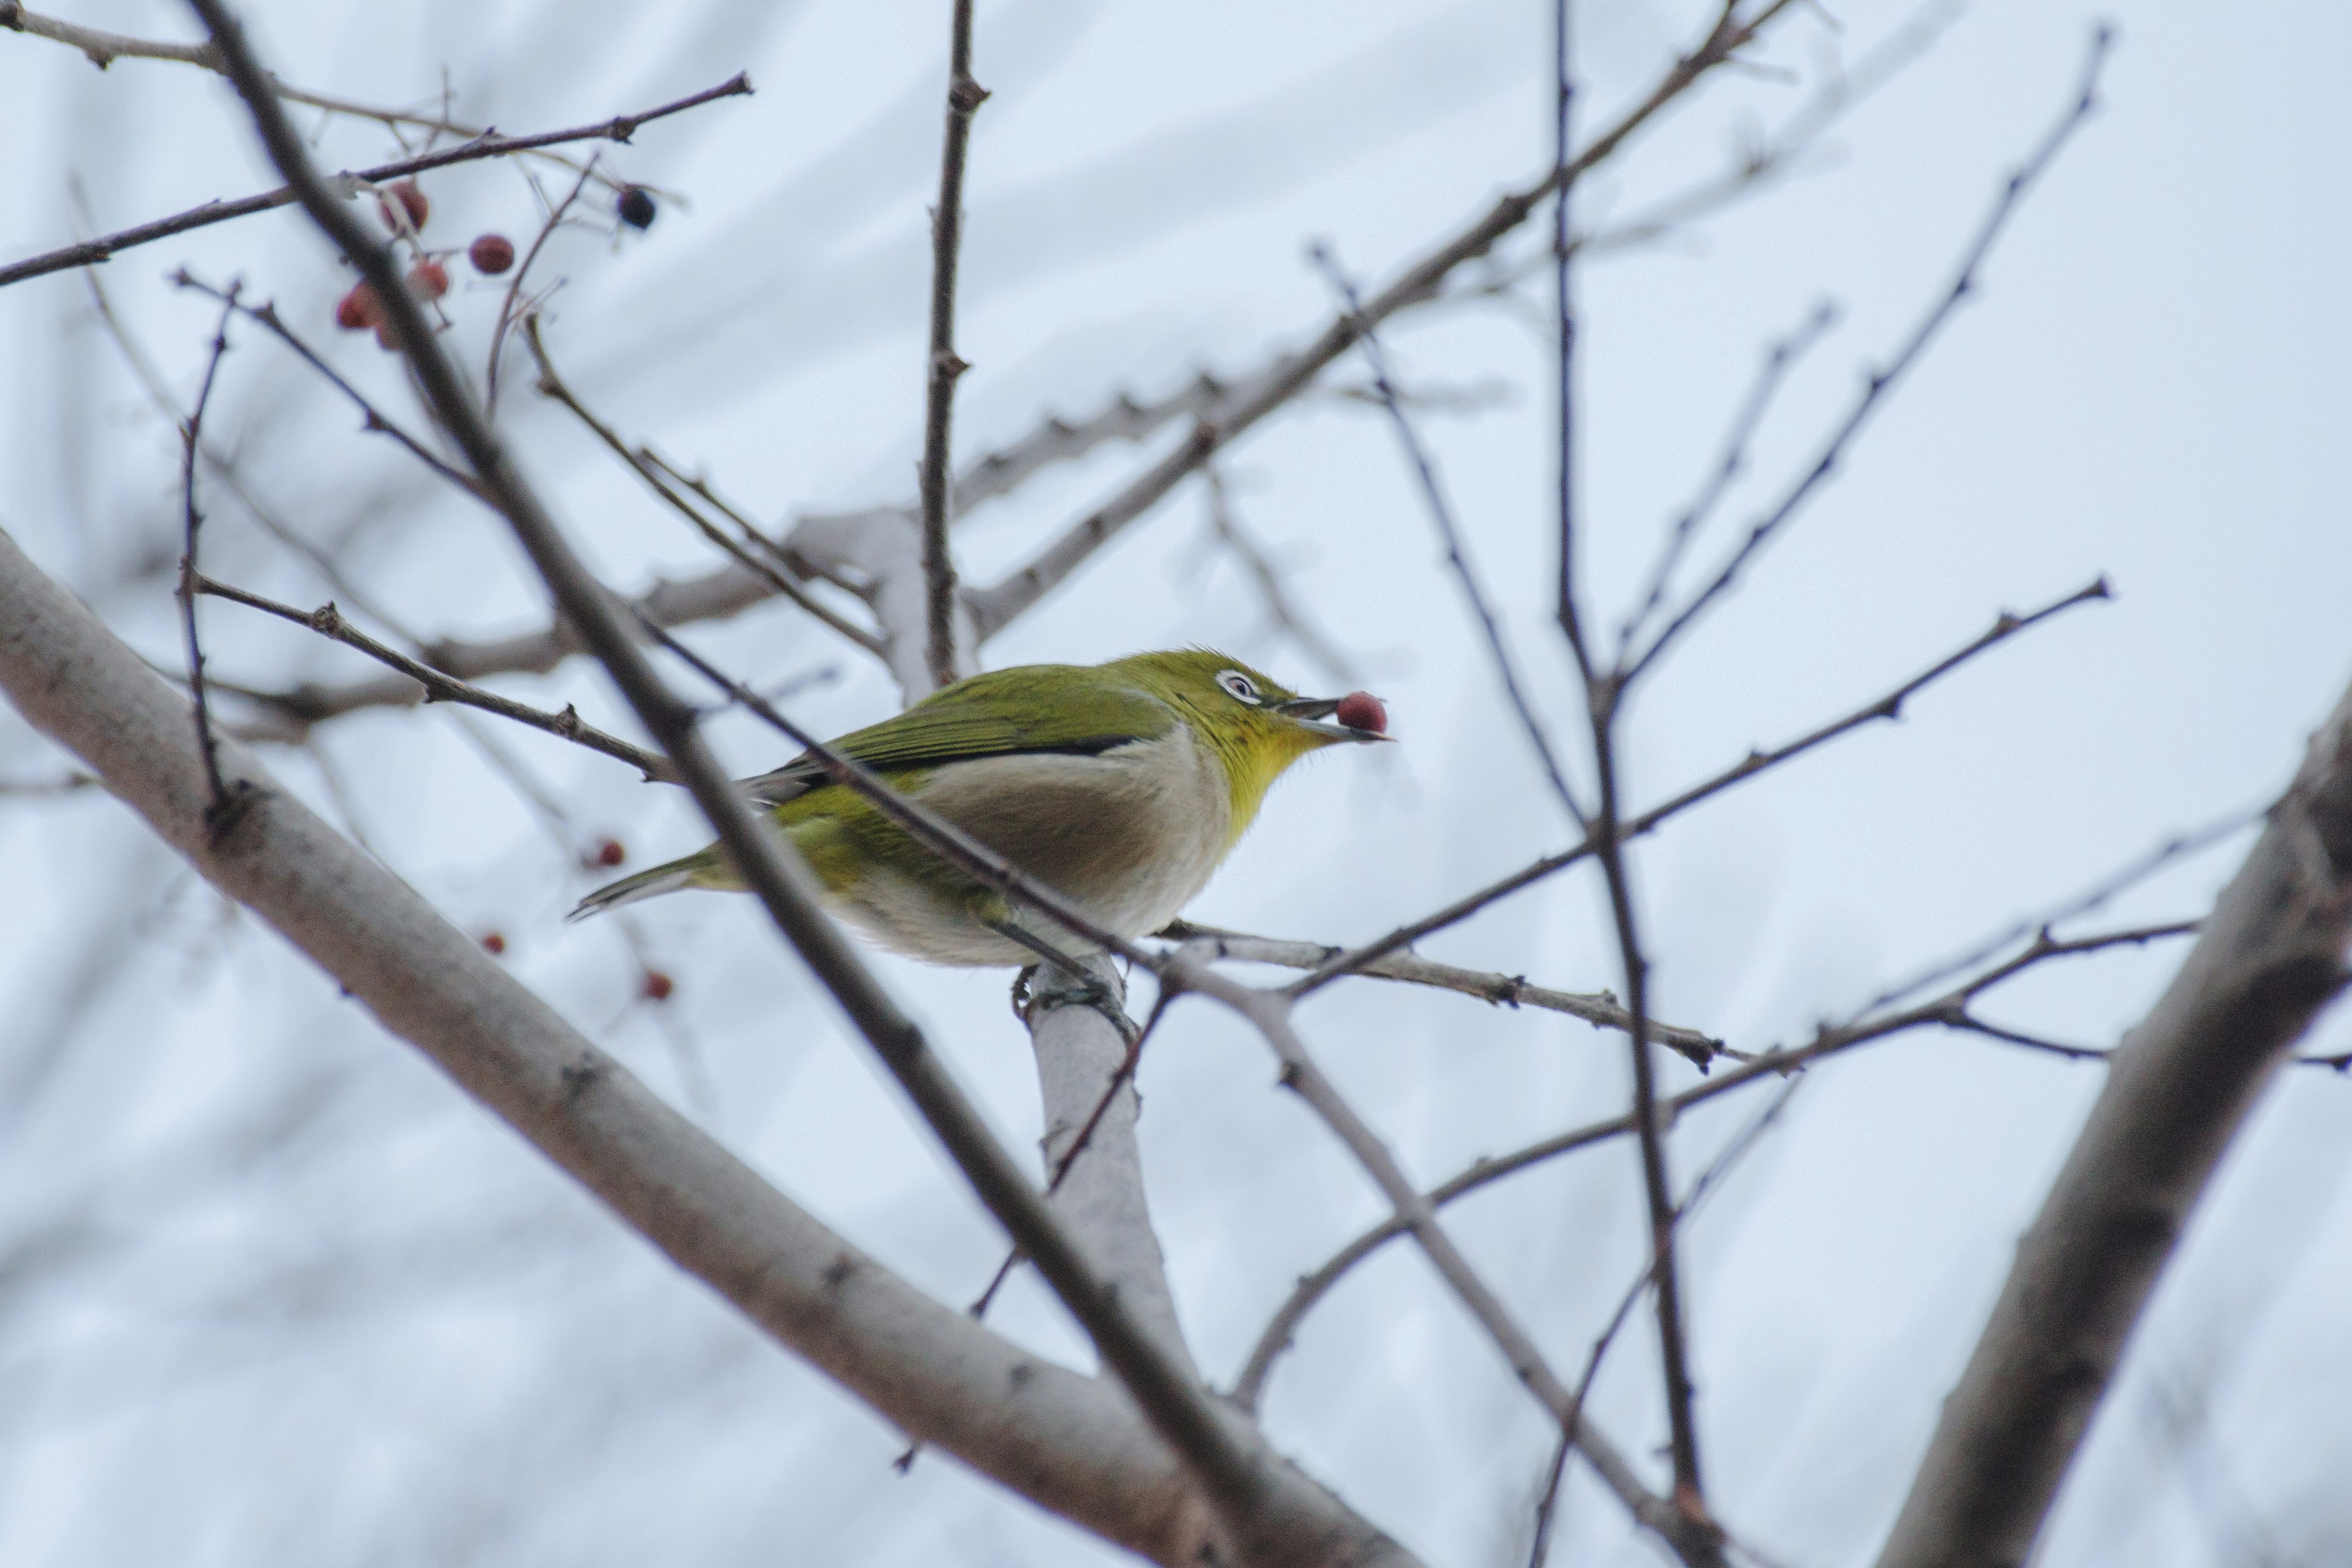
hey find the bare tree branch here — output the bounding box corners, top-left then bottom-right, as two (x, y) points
(1200, 469), (1359, 688)
(1191, 982), (1727, 1568)
(196, 576), (675, 781)
(522, 317), (884, 654)
(1616, 300), (1839, 655)
(0, 71), (752, 290)
(1312, 241), (1584, 827)
(965, 0), (1802, 639)
(175, 282), (247, 840)
(917, 0), (986, 693)
(1623, 26), (2113, 687)
(1291, 579), (2111, 996)
(179, 9), (1351, 1556)
(1235, 920), (2203, 1415)
(1157, 919), (1724, 1068)
(1874, 688), (2352, 1565)
(0, 521), (1419, 1568)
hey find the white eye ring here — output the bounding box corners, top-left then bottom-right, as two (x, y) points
(1216, 669), (1262, 704)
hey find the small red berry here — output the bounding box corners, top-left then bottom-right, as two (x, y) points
(467, 233), (516, 275)
(405, 258), (450, 302)
(642, 970), (675, 1002)
(377, 179), (429, 233)
(481, 931), (508, 955)
(1335, 692), (1387, 734)
(615, 185), (657, 230)
(333, 283), (377, 331)
(594, 838), (626, 868)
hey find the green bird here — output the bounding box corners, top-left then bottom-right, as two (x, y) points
(570, 649), (1390, 967)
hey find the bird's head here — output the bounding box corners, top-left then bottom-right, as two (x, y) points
(1110, 649), (1390, 839)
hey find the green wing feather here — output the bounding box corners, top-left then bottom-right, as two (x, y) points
(739, 663), (1178, 806)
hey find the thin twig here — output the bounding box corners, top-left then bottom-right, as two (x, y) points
(966, 1), (1801, 639)
(485, 165), (597, 417)
(1623, 28), (2113, 687)
(1233, 918), (2201, 1412)
(1, 2), (662, 198)
(1552, 0), (1581, 666)
(78, 256), (423, 636)
(1292, 579), (2111, 996)
(172, 272), (482, 497)
(176, 282), (245, 839)
(1206, 982), (1725, 1566)
(1200, 469), (1358, 687)
(1616, 301), (1840, 656)
(917, 0), (987, 692)
(1528, 1077), (1802, 1566)
(1157, 919), (1726, 1067)
(1310, 241), (1584, 827)
(0, 72), (752, 290)
(196, 575), (674, 780)
(522, 317), (883, 653)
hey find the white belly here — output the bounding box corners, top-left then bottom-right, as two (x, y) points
(823, 725), (1234, 967)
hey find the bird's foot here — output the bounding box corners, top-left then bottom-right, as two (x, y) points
(1012, 951), (1138, 1044)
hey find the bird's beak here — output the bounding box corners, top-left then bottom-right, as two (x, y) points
(1273, 695), (1392, 743)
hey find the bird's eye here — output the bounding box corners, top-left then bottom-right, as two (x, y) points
(1216, 670), (1262, 705)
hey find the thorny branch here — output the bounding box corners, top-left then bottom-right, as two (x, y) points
(213, 4), (1808, 734)
(0, 71), (753, 290)
(918, 0), (987, 693)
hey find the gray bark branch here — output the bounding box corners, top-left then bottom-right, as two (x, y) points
(1874, 671), (2352, 1568)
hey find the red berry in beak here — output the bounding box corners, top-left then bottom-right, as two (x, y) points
(643, 970), (675, 1001)
(1335, 691), (1387, 734)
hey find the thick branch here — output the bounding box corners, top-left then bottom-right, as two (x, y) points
(1874, 684), (2352, 1564)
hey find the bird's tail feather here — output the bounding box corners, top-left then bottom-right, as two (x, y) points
(567, 857), (703, 922)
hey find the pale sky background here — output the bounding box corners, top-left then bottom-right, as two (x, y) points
(2, 2), (2349, 1565)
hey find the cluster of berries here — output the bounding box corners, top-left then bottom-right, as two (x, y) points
(331, 176), (658, 348)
